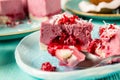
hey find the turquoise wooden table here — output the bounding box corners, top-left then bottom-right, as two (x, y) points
(0, 38), (43, 80)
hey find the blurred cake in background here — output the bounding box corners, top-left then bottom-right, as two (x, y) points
(0, 0), (62, 27)
(0, 0), (25, 24)
(79, 0), (120, 13)
(90, 0), (112, 5)
(28, 0), (61, 21)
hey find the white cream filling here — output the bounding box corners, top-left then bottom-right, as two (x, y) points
(67, 54), (79, 66)
(56, 49), (73, 60)
(79, 0), (120, 12)
(55, 48), (80, 67)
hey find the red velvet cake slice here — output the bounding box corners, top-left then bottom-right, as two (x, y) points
(28, 0), (61, 20)
(40, 13), (93, 67)
(0, 0), (25, 25)
(88, 24), (120, 58)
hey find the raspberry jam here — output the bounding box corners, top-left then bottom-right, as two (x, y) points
(99, 27), (105, 35)
(88, 39), (102, 54)
(58, 15), (79, 24)
(47, 31), (82, 56)
(41, 62), (56, 71)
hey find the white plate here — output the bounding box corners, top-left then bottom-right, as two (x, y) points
(15, 30), (120, 80)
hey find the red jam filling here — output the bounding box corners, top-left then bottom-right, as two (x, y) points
(99, 24), (116, 36)
(58, 15), (79, 24)
(99, 27), (105, 35)
(108, 24), (116, 29)
(88, 39), (102, 54)
(47, 15), (84, 56)
(41, 62), (56, 71)
(48, 31), (83, 56)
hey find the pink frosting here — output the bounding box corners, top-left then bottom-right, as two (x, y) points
(28, 0), (61, 17)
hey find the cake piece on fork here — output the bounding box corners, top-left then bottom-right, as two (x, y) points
(88, 24), (120, 58)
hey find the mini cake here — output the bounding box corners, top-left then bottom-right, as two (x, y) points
(0, 0), (25, 24)
(40, 13), (93, 67)
(79, 0), (120, 13)
(88, 24), (120, 58)
(28, 0), (61, 20)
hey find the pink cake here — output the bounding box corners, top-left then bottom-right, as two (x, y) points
(88, 24), (120, 58)
(21, 0), (28, 15)
(0, 0), (25, 24)
(28, 0), (61, 20)
(40, 13), (93, 67)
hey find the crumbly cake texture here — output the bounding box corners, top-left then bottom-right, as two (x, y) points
(40, 13), (93, 51)
(40, 13), (93, 67)
(40, 13), (120, 68)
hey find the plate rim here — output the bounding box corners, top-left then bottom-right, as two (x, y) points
(0, 27), (40, 36)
